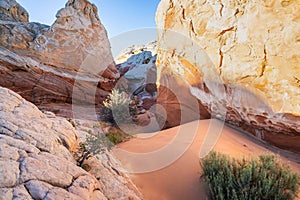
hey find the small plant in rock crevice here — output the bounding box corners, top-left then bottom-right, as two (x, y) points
(77, 132), (112, 168)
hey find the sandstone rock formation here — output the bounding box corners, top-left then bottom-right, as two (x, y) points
(116, 41), (158, 109)
(0, 0), (119, 117)
(0, 86), (141, 199)
(116, 40), (157, 65)
(119, 52), (156, 94)
(156, 0), (300, 152)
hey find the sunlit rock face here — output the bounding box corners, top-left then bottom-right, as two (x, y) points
(0, 0), (119, 116)
(156, 0), (300, 152)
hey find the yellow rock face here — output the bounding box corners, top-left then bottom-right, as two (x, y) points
(156, 0), (300, 152)
(157, 0), (300, 115)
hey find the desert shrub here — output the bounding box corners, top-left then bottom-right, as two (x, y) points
(99, 89), (137, 126)
(103, 124), (131, 145)
(77, 132), (112, 167)
(99, 106), (115, 124)
(107, 132), (123, 145)
(201, 152), (299, 200)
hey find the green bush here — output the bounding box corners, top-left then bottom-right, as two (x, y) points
(201, 152), (299, 200)
(107, 132), (123, 145)
(77, 132), (112, 167)
(99, 89), (137, 126)
(99, 106), (115, 125)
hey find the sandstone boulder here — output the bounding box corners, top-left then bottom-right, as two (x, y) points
(0, 86), (142, 199)
(116, 42), (158, 111)
(0, 0), (119, 117)
(156, 0), (300, 152)
(123, 52), (157, 94)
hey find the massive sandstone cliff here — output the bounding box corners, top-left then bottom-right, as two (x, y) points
(156, 0), (300, 152)
(0, 0), (119, 117)
(0, 86), (141, 199)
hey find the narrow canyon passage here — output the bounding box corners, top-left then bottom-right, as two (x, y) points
(113, 120), (300, 200)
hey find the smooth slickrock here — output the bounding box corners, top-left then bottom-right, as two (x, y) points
(156, 0), (300, 152)
(0, 0), (119, 117)
(0, 87), (142, 199)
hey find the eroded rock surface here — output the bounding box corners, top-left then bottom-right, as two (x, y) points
(116, 40), (157, 65)
(0, 0), (119, 117)
(156, 0), (300, 152)
(0, 87), (141, 199)
(119, 51), (157, 95)
(116, 41), (158, 110)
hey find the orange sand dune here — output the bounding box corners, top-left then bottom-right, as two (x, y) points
(113, 119), (300, 200)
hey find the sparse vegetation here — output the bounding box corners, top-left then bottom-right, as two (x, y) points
(92, 123), (101, 129)
(99, 89), (137, 126)
(107, 132), (123, 145)
(77, 132), (112, 167)
(101, 123), (131, 145)
(201, 152), (300, 200)
(76, 124), (130, 171)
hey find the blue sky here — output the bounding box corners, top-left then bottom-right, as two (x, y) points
(17, 0), (161, 39)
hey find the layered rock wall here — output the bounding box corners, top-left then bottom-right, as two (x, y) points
(156, 0), (300, 152)
(0, 0), (119, 116)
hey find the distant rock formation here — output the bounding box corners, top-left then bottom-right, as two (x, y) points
(156, 0), (300, 153)
(0, 0), (119, 117)
(116, 40), (157, 65)
(0, 86), (141, 199)
(116, 41), (157, 109)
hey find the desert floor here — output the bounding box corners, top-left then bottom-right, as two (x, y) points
(113, 119), (300, 200)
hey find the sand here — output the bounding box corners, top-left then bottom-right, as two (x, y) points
(112, 119), (300, 200)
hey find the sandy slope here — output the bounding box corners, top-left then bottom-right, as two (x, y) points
(113, 119), (300, 200)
